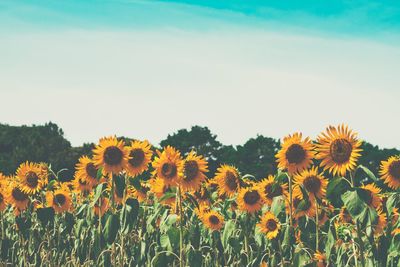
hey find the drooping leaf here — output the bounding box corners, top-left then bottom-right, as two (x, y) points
(103, 214), (120, 245)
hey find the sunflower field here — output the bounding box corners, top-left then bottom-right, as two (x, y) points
(0, 124), (400, 267)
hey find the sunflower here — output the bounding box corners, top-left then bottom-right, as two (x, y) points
(0, 189), (7, 212)
(257, 175), (288, 205)
(379, 156), (400, 189)
(257, 211), (281, 240)
(16, 162), (45, 195)
(294, 167), (327, 200)
(72, 173), (94, 193)
(276, 133), (315, 174)
(0, 173), (9, 190)
(152, 146), (182, 186)
(339, 207), (353, 224)
(392, 228), (400, 236)
(125, 140), (153, 177)
(237, 186), (263, 214)
(178, 151), (208, 192)
(360, 184), (382, 209)
(132, 182), (150, 203)
(374, 210), (387, 236)
(195, 204), (212, 220)
(288, 186), (316, 219)
(111, 183), (134, 205)
(314, 251), (327, 267)
(194, 185), (211, 206)
(315, 124), (362, 176)
(214, 164), (240, 197)
(38, 162), (50, 186)
(6, 183), (30, 211)
(149, 177), (176, 207)
(201, 210), (224, 231)
(93, 136), (129, 175)
(46, 187), (72, 213)
(75, 156), (99, 186)
(93, 197), (110, 217)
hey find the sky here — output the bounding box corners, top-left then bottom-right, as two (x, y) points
(0, 0), (399, 148)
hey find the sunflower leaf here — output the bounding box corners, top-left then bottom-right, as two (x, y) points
(355, 165), (378, 183)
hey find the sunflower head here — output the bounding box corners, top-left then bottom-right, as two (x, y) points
(194, 185), (211, 206)
(75, 156), (98, 185)
(93, 197), (110, 217)
(339, 207), (353, 224)
(46, 186), (72, 213)
(126, 140), (153, 177)
(93, 136), (129, 175)
(294, 166), (327, 200)
(314, 251), (327, 267)
(132, 182), (150, 203)
(152, 146), (182, 186)
(214, 164), (240, 197)
(237, 186), (263, 214)
(257, 175), (288, 205)
(380, 155), (400, 189)
(316, 124), (362, 176)
(178, 151), (208, 192)
(201, 210), (224, 231)
(276, 133), (315, 174)
(288, 186), (316, 219)
(257, 211), (281, 240)
(360, 184), (382, 209)
(6, 182), (30, 211)
(149, 177), (176, 207)
(72, 172), (94, 193)
(16, 162), (45, 195)
(0, 189), (7, 212)
(374, 209), (387, 236)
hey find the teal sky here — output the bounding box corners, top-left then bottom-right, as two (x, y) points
(1, 1), (399, 148)
(1, 0), (400, 35)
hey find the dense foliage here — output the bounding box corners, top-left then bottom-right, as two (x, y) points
(0, 123), (400, 266)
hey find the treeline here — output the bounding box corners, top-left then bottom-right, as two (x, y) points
(0, 122), (398, 182)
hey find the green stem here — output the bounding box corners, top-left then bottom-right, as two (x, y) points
(356, 220), (365, 267)
(278, 239), (285, 267)
(315, 201), (319, 252)
(111, 173), (115, 212)
(288, 175), (293, 228)
(178, 186), (184, 267)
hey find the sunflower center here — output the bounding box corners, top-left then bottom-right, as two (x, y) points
(161, 163), (177, 179)
(209, 215), (220, 225)
(12, 187), (28, 202)
(0, 192), (3, 203)
(389, 160), (400, 180)
(225, 171), (238, 191)
(104, 146), (123, 165)
(266, 219), (277, 231)
(244, 190), (261, 205)
(79, 178), (88, 186)
(285, 144), (306, 164)
(264, 184), (283, 198)
(303, 176), (322, 194)
(184, 160), (199, 181)
(129, 149), (145, 167)
(330, 139), (352, 164)
(54, 193), (66, 206)
(26, 171), (39, 188)
(86, 163), (98, 178)
(364, 190), (373, 206)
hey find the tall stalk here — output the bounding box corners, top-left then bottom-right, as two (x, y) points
(288, 175), (293, 228)
(178, 186), (184, 267)
(315, 201), (319, 252)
